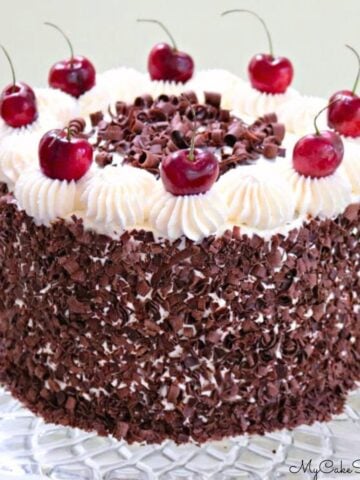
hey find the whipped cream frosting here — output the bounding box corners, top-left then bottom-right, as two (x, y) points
(277, 95), (327, 135)
(0, 112), (58, 142)
(218, 163), (295, 230)
(15, 167), (80, 225)
(149, 185), (228, 242)
(145, 78), (190, 99)
(188, 69), (245, 108)
(35, 88), (79, 125)
(341, 140), (360, 195)
(81, 164), (157, 235)
(283, 163), (352, 218)
(79, 67), (148, 117)
(0, 134), (39, 188)
(232, 82), (299, 118)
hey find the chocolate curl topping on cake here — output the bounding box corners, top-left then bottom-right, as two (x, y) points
(89, 92), (285, 176)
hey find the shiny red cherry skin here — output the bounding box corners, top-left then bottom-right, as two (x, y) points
(39, 129), (93, 181)
(248, 53), (294, 94)
(0, 82), (38, 128)
(48, 55), (96, 98)
(320, 130), (344, 158)
(161, 149), (219, 195)
(148, 43), (194, 84)
(327, 90), (360, 138)
(293, 132), (344, 178)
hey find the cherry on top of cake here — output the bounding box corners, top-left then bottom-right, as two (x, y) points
(327, 45), (360, 138)
(88, 91), (286, 177)
(0, 45), (38, 128)
(221, 9), (294, 95)
(293, 102), (344, 178)
(137, 18), (194, 84)
(44, 22), (96, 98)
(39, 125), (93, 181)
(160, 98), (219, 195)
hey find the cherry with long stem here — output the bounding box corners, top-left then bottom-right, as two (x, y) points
(137, 19), (178, 50)
(221, 9), (274, 57)
(0, 46), (38, 127)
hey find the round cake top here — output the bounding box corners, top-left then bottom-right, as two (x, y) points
(0, 65), (358, 242)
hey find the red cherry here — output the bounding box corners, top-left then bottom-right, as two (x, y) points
(222, 10), (294, 94)
(320, 129), (344, 158)
(39, 129), (93, 181)
(248, 54), (293, 94)
(138, 19), (194, 84)
(0, 46), (38, 128)
(161, 149), (219, 195)
(45, 22), (96, 98)
(327, 46), (360, 138)
(293, 133), (343, 178)
(328, 91), (360, 138)
(293, 104), (344, 178)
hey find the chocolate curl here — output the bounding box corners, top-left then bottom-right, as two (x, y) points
(149, 108), (167, 122)
(127, 151), (161, 172)
(261, 113), (278, 124)
(224, 123), (246, 146)
(271, 122), (286, 143)
(115, 101), (128, 116)
(68, 117), (86, 134)
(263, 142), (280, 159)
(95, 152), (113, 168)
(134, 94), (154, 108)
(89, 112), (103, 128)
(211, 129), (224, 145)
(181, 91), (198, 104)
(219, 109), (231, 122)
(170, 130), (189, 149)
(131, 118), (145, 134)
(204, 91), (221, 108)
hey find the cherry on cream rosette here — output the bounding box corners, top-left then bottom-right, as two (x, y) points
(0, 45), (63, 142)
(14, 127), (93, 224)
(282, 105), (352, 219)
(221, 9), (299, 118)
(149, 111), (227, 241)
(327, 45), (360, 145)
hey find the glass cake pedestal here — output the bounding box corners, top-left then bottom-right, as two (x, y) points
(0, 386), (359, 480)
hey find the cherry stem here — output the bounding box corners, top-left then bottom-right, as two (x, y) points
(221, 9), (274, 57)
(44, 22), (74, 60)
(137, 19), (177, 50)
(64, 126), (72, 142)
(345, 44), (360, 94)
(313, 99), (341, 135)
(181, 94), (198, 161)
(0, 45), (16, 86)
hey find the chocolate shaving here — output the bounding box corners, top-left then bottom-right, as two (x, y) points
(87, 92), (285, 175)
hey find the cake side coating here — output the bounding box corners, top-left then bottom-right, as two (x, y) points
(0, 188), (359, 444)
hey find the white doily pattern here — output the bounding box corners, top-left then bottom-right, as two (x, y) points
(0, 386), (359, 479)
